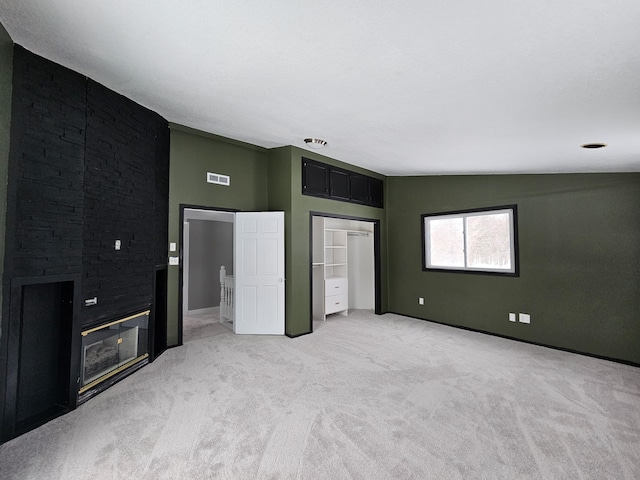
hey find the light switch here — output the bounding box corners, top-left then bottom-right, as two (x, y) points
(519, 313), (531, 324)
(115, 240), (121, 250)
(169, 242), (177, 252)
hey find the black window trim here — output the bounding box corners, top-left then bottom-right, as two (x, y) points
(421, 204), (520, 277)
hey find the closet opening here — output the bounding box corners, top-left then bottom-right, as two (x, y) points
(309, 212), (382, 331)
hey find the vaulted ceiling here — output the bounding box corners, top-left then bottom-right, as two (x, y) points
(1, 1), (639, 175)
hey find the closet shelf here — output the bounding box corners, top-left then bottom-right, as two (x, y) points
(317, 222), (349, 319)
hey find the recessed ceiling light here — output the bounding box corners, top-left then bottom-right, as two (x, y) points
(304, 138), (327, 148)
(581, 143), (607, 149)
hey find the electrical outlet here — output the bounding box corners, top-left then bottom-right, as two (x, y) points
(169, 256), (179, 265)
(509, 313), (516, 322)
(419, 297), (424, 305)
(519, 313), (531, 324)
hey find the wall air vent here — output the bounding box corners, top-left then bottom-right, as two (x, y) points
(207, 172), (230, 186)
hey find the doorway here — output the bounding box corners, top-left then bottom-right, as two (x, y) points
(180, 207), (235, 343)
(179, 206), (286, 342)
(310, 213), (382, 330)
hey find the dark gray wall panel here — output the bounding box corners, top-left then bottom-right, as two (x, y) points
(187, 220), (232, 310)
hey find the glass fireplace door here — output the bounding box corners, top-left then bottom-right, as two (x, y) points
(79, 310), (149, 393)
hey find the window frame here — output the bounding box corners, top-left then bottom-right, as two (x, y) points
(421, 205), (519, 276)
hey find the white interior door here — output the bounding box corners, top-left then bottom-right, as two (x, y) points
(234, 211), (285, 335)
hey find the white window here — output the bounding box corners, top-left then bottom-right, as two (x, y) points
(422, 206), (518, 275)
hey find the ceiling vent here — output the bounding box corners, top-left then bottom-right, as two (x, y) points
(304, 138), (327, 148)
(207, 172), (230, 186)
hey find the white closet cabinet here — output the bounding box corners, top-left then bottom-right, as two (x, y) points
(324, 229), (349, 316)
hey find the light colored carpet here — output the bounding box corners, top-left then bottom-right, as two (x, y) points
(1, 311), (639, 479)
(183, 309), (229, 343)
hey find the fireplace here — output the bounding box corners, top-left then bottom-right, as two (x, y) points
(78, 310), (150, 403)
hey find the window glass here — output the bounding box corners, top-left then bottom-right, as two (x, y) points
(429, 217), (464, 267)
(466, 212), (512, 270)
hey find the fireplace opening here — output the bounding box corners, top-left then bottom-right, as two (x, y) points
(14, 280), (75, 435)
(78, 310), (150, 403)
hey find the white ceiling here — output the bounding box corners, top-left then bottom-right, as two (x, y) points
(1, 1), (640, 176)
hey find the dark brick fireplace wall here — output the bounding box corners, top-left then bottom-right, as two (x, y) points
(1, 45), (169, 441)
(7, 47), (86, 281)
(82, 79), (168, 325)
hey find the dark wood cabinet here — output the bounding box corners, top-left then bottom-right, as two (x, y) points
(302, 158), (330, 197)
(330, 167), (350, 200)
(349, 173), (369, 204)
(302, 158), (384, 208)
(369, 177), (384, 208)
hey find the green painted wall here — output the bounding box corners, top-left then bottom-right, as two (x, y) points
(0, 23), (13, 341)
(168, 125), (268, 345)
(169, 131), (388, 342)
(271, 146), (388, 336)
(266, 147), (295, 333)
(387, 173), (640, 364)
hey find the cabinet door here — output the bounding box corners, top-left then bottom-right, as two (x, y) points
(368, 177), (384, 208)
(330, 167), (350, 200)
(302, 158), (329, 197)
(349, 173), (369, 204)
